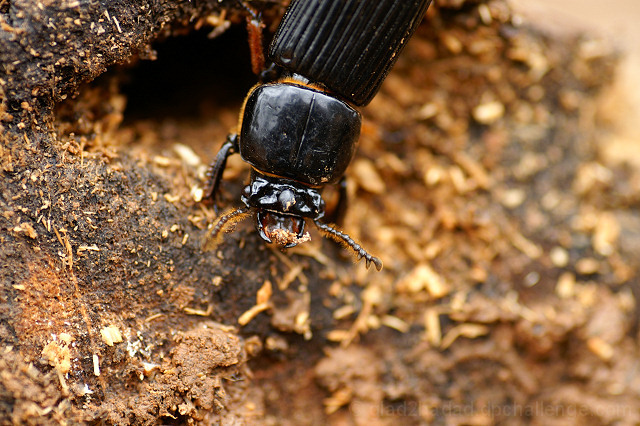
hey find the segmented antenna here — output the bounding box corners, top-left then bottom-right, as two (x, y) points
(313, 220), (383, 271)
(203, 207), (252, 251)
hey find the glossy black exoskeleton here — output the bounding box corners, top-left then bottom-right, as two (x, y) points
(204, 0), (433, 271)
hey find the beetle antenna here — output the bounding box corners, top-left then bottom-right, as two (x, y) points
(313, 220), (382, 271)
(203, 207), (252, 251)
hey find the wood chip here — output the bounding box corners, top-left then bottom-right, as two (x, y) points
(550, 246), (569, 267)
(173, 143), (201, 167)
(42, 341), (71, 374)
(424, 308), (442, 346)
(576, 258), (600, 275)
(351, 158), (386, 194)
(92, 354), (100, 376)
(509, 230), (542, 259)
(473, 100), (505, 124)
(556, 272), (576, 299)
(100, 325), (123, 347)
(184, 305), (213, 316)
(397, 263), (451, 298)
(153, 156), (172, 166)
(441, 324), (489, 349)
(592, 212), (619, 256)
(256, 280), (272, 305)
(238, 303), (270, 326)
(586, 337), (614, 361)
(323, 387), (353, 415)
(381, 315), (410, 333)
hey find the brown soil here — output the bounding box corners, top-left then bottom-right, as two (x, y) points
(1, 0), (639, 424)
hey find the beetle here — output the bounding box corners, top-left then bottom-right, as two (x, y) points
(204, 0), (433, 271)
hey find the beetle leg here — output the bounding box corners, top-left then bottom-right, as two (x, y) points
(259, 62), (282, 83)
(235, 0), (265, 75)
(313, 220), (382, 271)
(204, 134), (239, 213)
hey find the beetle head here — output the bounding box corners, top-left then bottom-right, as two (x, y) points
(204, 170), (381, 270)
(241, 171), (324, 248)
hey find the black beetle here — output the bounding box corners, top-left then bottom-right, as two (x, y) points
(204, 0), (432, 271)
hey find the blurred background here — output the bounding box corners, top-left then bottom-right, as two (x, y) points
(510, 0), (640, 169)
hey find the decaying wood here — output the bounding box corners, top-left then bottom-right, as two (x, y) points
(2, 0), (639, 424)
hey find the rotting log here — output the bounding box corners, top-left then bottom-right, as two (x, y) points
(0, 1), (296, 423)
(2, 0), (639, 424)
